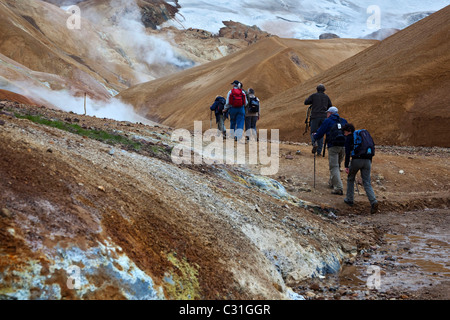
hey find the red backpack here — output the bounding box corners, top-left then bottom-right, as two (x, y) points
(230, 88), (245, 107)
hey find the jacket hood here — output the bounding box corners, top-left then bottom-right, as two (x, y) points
(329, 113), (340, 121)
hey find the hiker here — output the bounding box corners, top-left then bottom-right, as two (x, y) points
(224, 80), (247, 141)
(313, 106), (347, 195)
(342, 123), (379, 214)
(305, 84), (333, 155)
(245, 88), (260, 141)
(210, 95), (227, 137)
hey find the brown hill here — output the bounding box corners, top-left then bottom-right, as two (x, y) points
(0, 89), (35, 104)
(118, 36), (376, 130)
(0, 0), (140, 99)
(260, 5), (450, 147)
(0, 0), (275, 106)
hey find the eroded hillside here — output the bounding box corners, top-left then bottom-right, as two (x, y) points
(0, 101), (380, 299)
(1, 96), (449, 300)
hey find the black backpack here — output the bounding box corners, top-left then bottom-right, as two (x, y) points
(248, 97), (260, 113)
(328, 118), (346, 146)
(351, 129), (375, 157)
(215, 96), (226, 112)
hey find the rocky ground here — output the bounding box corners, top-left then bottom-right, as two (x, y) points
(273, 140), (449, 300)
(0, 101), (448, 300)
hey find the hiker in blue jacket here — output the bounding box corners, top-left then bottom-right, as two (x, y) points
(210, 95), (227, 137)
(342, 123), (379, 214)
(313, 106), (347, 195)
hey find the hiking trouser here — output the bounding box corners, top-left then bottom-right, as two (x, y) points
(215, 114), (226, 135)
(346, 158), (377, 205)
(245, 116), (258, 139)
(328, 146), (345, 191)
(228, 106), (245, 140)
(310, 117), (326, 154)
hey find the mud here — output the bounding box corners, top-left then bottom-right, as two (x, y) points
(294, 209), (449, 300)
(272, 143), (449, 300)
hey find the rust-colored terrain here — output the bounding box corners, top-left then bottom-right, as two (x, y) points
(1, 101), (448, 299)
(0, 0), (449, 301)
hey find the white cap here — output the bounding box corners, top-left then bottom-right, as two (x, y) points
(327, 106), (338, 114)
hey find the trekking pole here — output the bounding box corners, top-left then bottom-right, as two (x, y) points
(303, 106), (312, 135)
(322, 136), (327, 157)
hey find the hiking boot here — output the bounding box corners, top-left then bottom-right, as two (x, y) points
(370, 202), (379, 214)
(331, 189), (343, 195)
(344, 199), (354, 206)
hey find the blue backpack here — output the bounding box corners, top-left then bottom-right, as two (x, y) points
(351, 129), (375, 157)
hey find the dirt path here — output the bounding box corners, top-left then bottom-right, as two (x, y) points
(269, 142), (450, 299)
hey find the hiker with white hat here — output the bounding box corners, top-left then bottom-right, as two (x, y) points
(313, 106), (348, 195)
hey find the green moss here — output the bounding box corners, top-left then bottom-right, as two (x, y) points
(164, 252), (201, 300)
(16, 113), (142, 150)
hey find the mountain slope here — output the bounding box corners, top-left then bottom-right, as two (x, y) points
(118, 36), (376, 130)
(259, 5), (450, 147)
(0, 101), (378, 299)
(0, 0), (140, 99)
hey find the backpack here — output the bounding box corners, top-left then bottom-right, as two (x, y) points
(328, 118), (346, 146)
(352, 129), (375, 158)
(248, 97), (260, 113)
(210, 96), (226, 113)
(230, 88), (245, 107)
(216, 96), (226, 112)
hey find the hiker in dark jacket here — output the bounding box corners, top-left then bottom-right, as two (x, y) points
(305, 84), (332, 155)
(313, 106), (347, 195)
(245, 88), (260, 141)
(343, 123), (378, 214)
(210, 95), (227, 136)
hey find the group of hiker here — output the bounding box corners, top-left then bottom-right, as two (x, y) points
(305, 84), (378, 214)
(210, 80), (260, 141)
(209, 80), (378, 214)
